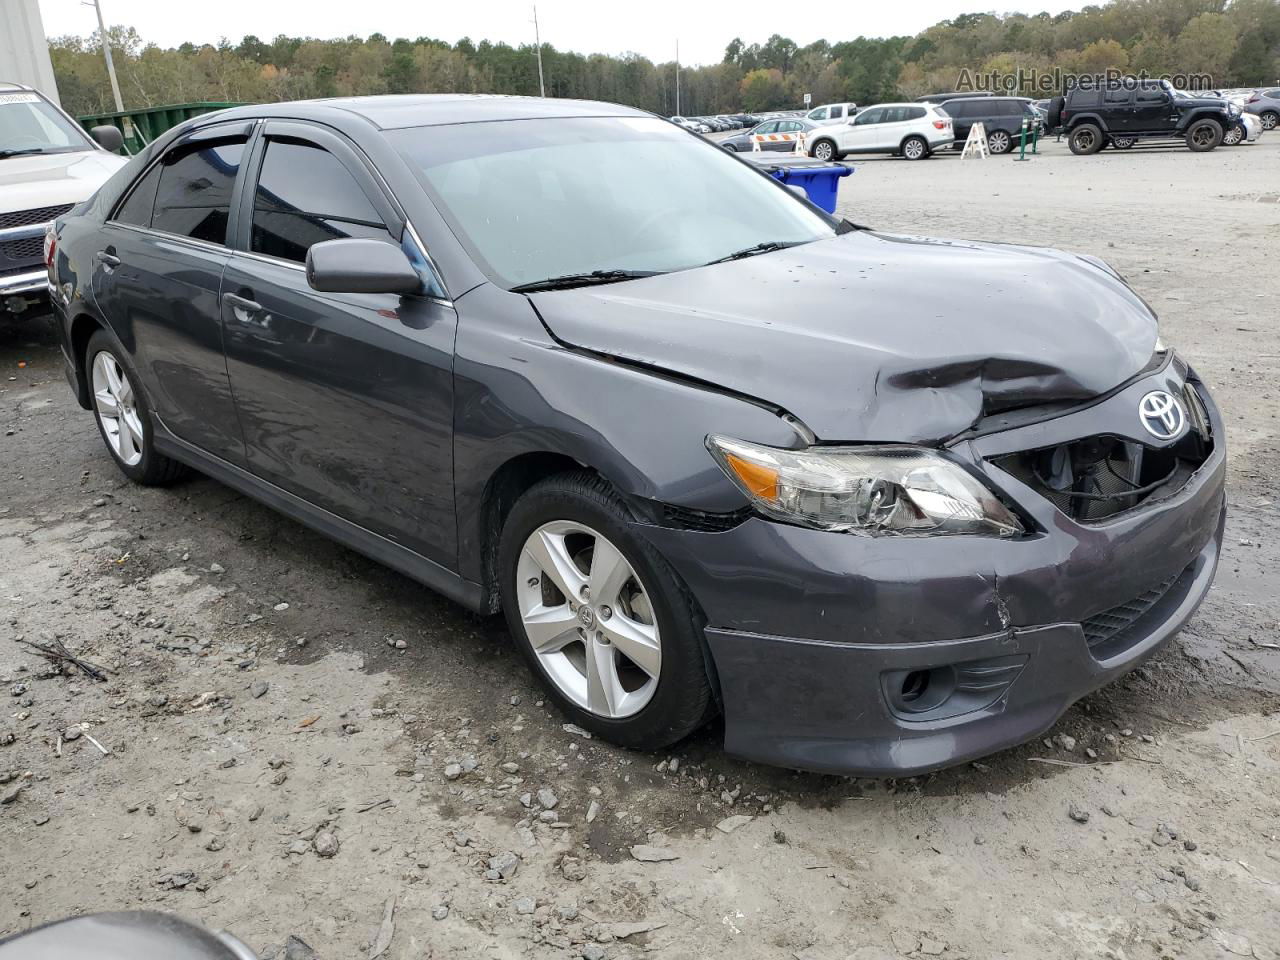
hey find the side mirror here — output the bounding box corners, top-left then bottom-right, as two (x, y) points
(90, 125), (124, 153)
(305, 238), (422, 295)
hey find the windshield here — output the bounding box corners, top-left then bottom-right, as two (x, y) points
(390, 116), (834, 289)
(0, 92), (94, 158)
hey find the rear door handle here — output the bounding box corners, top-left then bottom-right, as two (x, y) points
(95, 250), (120, 268)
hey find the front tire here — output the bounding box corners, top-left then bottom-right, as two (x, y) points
(86, 329), (186, 486)
(1068, 123), (1104, 155)
(498, 472), (716, 750)
(810, 139), (837, 162)
(1222, 123), (1244, 146)
(1111, 136), (1136, 149)
(901, 135), (928, 160)
(1185, 119), (1221, 152)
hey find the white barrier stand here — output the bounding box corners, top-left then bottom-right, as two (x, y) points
(794, 132), (807, 156)
(961, 121), (989, 159)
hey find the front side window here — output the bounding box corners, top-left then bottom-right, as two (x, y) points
(390, 116), (832, 289)
(250, 138), (392, 264)
(1104, 86), (1131, 105)
(1136, 87), (1167, 104)
(808, 107), (828, 121)
(0, 91), (94, 158)
(855, 109), (884, 125)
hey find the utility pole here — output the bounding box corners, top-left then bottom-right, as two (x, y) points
(84, 0), (124, 112)
(532, 5), (546, 98)
(675, 40), (680, 115)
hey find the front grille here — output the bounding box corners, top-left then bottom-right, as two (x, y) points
(1081, 565), (1186, 652)
(0, 203), (73, 230)
(1, 235), (45, 264)
(992, 386), (1214, 524)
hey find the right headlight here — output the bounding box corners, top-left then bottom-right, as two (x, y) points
(707, 436), (1023, 538)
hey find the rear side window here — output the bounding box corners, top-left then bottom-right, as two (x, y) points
(829, 105), (844, 119)
(114, 162), (162, 227)
(1071, 89), (1102, 108)
(906, 106), (926, 120)
(151, 139), (245, 245)
(250, 138), (392, 264)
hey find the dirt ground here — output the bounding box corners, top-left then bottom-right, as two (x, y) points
(2, 135), (1279, 960)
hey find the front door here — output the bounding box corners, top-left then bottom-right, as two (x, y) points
(220, 122), (458, 567)
(1131, 85), (1172, 131)
(90, 123), (252, 465)
(843, 107), (885, 151)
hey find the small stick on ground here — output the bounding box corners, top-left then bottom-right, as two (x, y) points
(17, 637), (110, 682)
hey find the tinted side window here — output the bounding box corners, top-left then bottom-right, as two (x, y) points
(1071, 89), (1102, 108)
(855, 108), (883, 125)
(251, 138), (392, 264)
(906, 106), (926, 120)
(1104, 86), (1131, 105)
(151, 139), (245, 245)
(114, 162), (162, 227)
(1135, 87), (1166, 103)
(830, 105), (844, 119)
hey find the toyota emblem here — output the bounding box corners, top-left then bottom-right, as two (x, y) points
(1138, 390), (1186, 441)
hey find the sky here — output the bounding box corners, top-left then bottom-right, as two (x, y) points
(38, 0), (1081, 66)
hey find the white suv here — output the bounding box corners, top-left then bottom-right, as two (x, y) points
(807, 102), (954, 161)
(1, 82), (127, 317)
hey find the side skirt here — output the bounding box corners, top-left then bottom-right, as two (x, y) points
(153, 428), (487, 613)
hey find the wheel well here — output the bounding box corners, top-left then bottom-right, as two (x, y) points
(478, 451), (591, 612)
(68, 312), (104, 408)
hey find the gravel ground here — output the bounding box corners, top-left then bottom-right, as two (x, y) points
(2, 135), (1278, 960)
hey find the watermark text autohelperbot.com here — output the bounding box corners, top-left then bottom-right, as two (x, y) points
(955, 68), (1216, 95)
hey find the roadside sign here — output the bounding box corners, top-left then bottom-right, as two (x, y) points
(803, 93), (812, 106)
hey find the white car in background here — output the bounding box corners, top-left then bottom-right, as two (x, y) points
(2, 81), (127, 318)
(805, 102), (858, 126)
(670, 116), (712, 134)
(806, 102), (954, 161)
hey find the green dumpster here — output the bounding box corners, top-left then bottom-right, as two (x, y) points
(77, 102), (246, 155)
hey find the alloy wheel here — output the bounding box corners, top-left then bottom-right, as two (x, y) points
(91, 350), (144, 467)
(516, 521), (661, 719)
(1262, 112), (1278, 131)
(988, 131), (1009, 153)
(1222, 125), (1242, 145)
(1191, 125), (1216, 148)
(813, 141), (834, 161)
(903, 139), (924, 160)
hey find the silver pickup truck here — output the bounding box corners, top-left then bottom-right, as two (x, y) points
(1, 81), (126, 318)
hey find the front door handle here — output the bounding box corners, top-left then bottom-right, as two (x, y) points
(224, 292), (262, 312)
(95, 250), (120, 268)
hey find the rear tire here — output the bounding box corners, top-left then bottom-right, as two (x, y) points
(85, 328), (187, 486)
(901, 136), (928, 160)
(1068, 123), (1104, 155)
(498, 471), (717, 751)
(987, 129), (1012, 154)
(1260, 111), (1278, 131)
(1185, 119), (1221, 152)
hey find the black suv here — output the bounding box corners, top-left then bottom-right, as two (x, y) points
(1047, 79), (1242, 154)
(938, 96), (1041, 154)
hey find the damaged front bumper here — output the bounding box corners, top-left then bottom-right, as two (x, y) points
(637, 359), (1227, 776)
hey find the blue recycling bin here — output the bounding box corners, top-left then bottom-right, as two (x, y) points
(741, 155), (853, 213)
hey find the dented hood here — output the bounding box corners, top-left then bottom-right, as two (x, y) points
(530, 231), (1158, 442)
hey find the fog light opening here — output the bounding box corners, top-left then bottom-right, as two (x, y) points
(900, 670), (929, 704)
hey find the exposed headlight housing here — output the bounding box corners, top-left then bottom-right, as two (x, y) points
(707, 436), (1024, 537)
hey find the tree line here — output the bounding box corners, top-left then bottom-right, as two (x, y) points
(48, 0), (1280, 120)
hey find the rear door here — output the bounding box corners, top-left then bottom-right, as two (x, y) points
(219, 120), (459, 567)
(90, 122), (252, 465)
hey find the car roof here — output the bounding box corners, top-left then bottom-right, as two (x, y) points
(862, 102), (927, 109)
(0, 81), (35, 92)
(210, 94), (650, 131)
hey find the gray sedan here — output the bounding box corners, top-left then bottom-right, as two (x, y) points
(49, 95), (1224, 776)
(720, 117), (820, 153)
